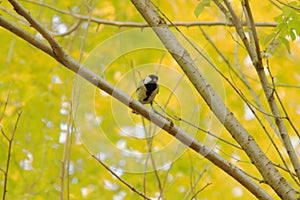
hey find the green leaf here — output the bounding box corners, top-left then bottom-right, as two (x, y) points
(194, 0), (210, 18)
(289, 29), (296, 41)
(274, 14), (283, 23)
(288, 14), (300, 36)
(279, 37), (291, 54)
(282, 6), (292, 16)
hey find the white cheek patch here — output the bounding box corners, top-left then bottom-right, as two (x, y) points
(144, 76), (152, 84)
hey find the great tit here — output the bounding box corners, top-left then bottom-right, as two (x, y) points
(136, 74), (159, 106)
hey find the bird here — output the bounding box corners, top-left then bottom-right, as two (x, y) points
(136, 74), (159, 107)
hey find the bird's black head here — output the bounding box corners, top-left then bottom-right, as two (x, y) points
(144, 74), (158, 84)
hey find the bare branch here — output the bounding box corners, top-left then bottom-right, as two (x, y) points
(53, 19), (82, 37)
(143, 120), (163, 197)
(0, 5), (29, 25)
(92, 154), (152, 200)
(78, 1), (93, 62)
(2, 111), (22, 200)
(1, 128), (10, 142)
(266, 63), (300, 140)
(0, 15), (53, 56)
(0, 85), (12, 122)
(190, 182), (212, 199)
(275, 0), (300, 10)
(184, 167), (208, 199)
(162, 110), (243, 150)
(60, 102), (73, 200)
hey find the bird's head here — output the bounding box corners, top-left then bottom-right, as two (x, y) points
(144, 74), (158, 84)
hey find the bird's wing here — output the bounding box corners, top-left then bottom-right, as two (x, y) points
(136, 79), (144, 90)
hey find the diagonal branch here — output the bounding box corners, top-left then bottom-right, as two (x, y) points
(2, 111), (22, 200)
(0, 15), (53, 56)
(92, 154), (151, 200)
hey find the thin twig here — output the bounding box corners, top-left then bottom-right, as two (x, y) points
(155, 104), (242, 150)
(142, 117), (163, 198)
(91, 154), (151, 200)
(53, 20), (82, 37)
(160, 142), (184, 197)
(268, 0), (282, 10)
(78, 1), (93, 62)
(275, 0), (300, 10)
(190, 182), (212, 199)
(0, 5), (29, 25)
(6, 37), (16, 63)
(266, 62), (300, 140)
(60, 101), (72, 200)
(0, 86), (11, 122)
(273, 162), (298, 177)
(184, 166), (208, 200)
(2, 111), (22, 200)
(1, 128), (10, 142)
(0, 16), (54, 56)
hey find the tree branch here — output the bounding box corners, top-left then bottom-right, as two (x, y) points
(2, 111), (22, 200)
(275, 0), (300, 10)
(0, 15), (53, 57)
(91, 154), (151, 200)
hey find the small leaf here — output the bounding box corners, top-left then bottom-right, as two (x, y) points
(194, 0), (210, 18)
(289, 29), (296, 41)
(282, 6), (292, 16)
(289, 17), (300, 36)
(194, 3), (205, 17)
